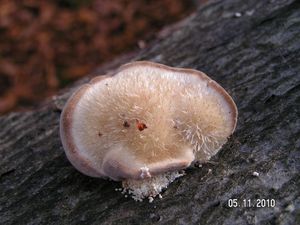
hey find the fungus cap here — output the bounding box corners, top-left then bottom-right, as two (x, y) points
(60, 61), (237, 181)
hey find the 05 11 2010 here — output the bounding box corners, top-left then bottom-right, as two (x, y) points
(228, 199), (276, 208)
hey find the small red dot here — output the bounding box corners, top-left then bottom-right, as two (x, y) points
(136, 119), (147, 131)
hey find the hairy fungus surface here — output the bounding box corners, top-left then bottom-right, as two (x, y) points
(60, 61), (238, 201)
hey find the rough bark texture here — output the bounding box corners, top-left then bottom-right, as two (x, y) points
(1, 0), (299, 224)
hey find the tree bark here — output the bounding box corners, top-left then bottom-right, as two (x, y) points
(1, 0), (299, 224)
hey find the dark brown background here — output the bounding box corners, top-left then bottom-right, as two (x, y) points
(0, 0), (197, 114)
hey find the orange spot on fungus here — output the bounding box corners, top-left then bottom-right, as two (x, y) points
(136, 119), (147, 131)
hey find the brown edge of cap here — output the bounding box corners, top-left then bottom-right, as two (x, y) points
(60, 75), (111, 178)
(120, 61), (238, 133)
(147, 160), (191, 177)
(101, 150), (194, 181)
(109, 161), (190, 181)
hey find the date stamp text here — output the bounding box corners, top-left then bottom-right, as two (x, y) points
(227, 199), (276, 208)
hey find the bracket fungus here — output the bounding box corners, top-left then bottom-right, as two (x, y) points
(60, 61), (238, 201)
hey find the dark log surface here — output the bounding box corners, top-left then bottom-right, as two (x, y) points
(1, 0), (299, 224)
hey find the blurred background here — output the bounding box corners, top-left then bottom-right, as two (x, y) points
(0, 0), (203, 115)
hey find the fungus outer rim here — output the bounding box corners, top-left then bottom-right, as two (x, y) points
(60, 75), (111, 177)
